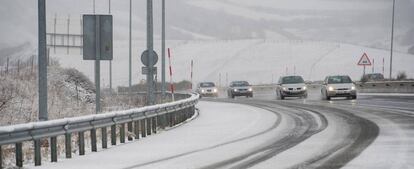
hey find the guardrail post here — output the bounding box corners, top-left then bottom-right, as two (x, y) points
(65, 133), (72, 158)
(152, 117), (157, 134)
(91, 129), (97, 152)
(0, 145), (3, 169)
(34, 139), (41, 166)
(169, 112), (174, 127)
(146, 118), (152, 135)
(51, 136), (57, 162)
(127, 122), (133, 141)
(111, 125), (117, 145)
(134, 121), (140, 139)
(78, 132), (85, 155)
(15, 142), (23, 167)
(120, 123), (126, 143)
(102, 127), (107, 149)
(141, 119), (147, 138)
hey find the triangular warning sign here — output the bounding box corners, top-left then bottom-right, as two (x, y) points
(357, 53), (372, 66)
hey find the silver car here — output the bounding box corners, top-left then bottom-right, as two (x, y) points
(196, 82), (218, 98)
(321, 75), (357, 100)
(276, 76), (308, 100)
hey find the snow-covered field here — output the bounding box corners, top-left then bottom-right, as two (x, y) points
(52, 40), (414, 88)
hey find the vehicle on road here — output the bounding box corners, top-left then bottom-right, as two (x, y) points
(227, 81), (253, 98)
(321, 75), (357, 100)
(362, 73), (385, 82)
(276, 76), (308, 100)
(196, 82), (219, 98)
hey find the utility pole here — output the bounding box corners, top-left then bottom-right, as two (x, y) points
(147, 0), (155, 105)
(129, 0), (132, 100)
(161, 0), (166, 99)
(38, 0), (48, 121)
(109, 0), (112, 93)
(389, 0), (395, 79)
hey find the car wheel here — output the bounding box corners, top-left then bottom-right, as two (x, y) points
(352, 95), (357, 100)
(231, 94), (235, 99)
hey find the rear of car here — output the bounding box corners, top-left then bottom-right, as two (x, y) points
(321, 75), (357, 100)
(276, 76), (308, 100)
(227, 81), (253, 98)
(196, 82), (218, 98)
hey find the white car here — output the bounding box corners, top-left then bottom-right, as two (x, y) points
(196, 82), (218, 98)
(276, 76), (308, 100)
(321, 75), (357, 100)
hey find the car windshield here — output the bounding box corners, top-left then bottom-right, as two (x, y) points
(232, 81), (249, 87)
(328, 76), (352, 84)
(282, 76), (304, 84)
(200, 82), (215, 87)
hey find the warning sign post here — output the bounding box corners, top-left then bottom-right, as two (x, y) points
(357, 53), (372, 76)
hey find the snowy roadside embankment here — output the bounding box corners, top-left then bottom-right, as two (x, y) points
(31, 101), (277, 169)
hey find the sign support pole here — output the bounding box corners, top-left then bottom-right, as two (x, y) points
(95, 16), (101, 114)
(38, 0), (48, 121)
(161, 0), (166, 100)
(147, 0), (155, 105)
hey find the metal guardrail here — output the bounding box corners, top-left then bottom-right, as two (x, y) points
(356, 81), (414, 93)
(0, 93), (199, 168)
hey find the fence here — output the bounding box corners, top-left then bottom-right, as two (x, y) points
(0, 93), (199, 168)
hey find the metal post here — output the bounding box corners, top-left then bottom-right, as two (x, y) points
(34, 139), (41, 166)
(161, 0), (166, 99)
(129, 0), (132, 100)
(67, 15), (70, 54)
(93, 0), (95, 13)
(53, 14), (57, 53)
(38, 0), (48, 121)
(147, 0), (155, 106)
(390, 0), (395, 79)
(95, 16), (101, 114)
(51, 136), (57, 162)
(109, 0), (112, 93)
(111, 125), (116, 145)
(15, 143), (23, 167)
(5, 57), (8, 74)
(372, 59), (375, 73)
(78, 132), (85, 155)
(120, 123), (126, 143)
(65, 133), (72, 158)
(141, 119), (147, 137)
(91, 128), (97, 152)
(102, 127), (107, 148)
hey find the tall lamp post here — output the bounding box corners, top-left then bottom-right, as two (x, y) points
(389, 0), (395, 79)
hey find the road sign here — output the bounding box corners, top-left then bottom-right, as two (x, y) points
(141, 50), (158, 66)
(83, 15), (113, 60)
(142, 67), (157, 75)
(357, 53), (372, 66)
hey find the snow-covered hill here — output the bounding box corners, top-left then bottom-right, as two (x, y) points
(51, 40), (414, 87)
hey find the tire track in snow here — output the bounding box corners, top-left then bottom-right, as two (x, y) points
(122, 102), (282, 169)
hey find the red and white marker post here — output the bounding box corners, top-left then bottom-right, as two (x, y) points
(167, 48), (175, 101)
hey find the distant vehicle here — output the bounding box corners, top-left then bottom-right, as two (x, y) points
(227, 81), (253, 98)
(363, 73), (385, 82)
(196, 82), (218, 98)
(321, 75), (357, 100)
(276, 76), (308, 100)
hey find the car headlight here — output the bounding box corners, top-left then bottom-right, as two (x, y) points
(328, 86), (334, 91)
(213, 88), (218, 93)
(351, 86), (356, 90)
(234, 89), (238, 92)
(248, 88), (253, 92)
(302, 86), (307, 90)
(201, 89), (205, 93)
(282, 87), (287, 91)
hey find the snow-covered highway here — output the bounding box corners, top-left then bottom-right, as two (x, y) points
(30, 89), (414, 169)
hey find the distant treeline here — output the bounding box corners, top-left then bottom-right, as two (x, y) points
(117, 80), (192, 93)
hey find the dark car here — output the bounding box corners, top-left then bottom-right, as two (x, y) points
(276, 76), (308, 100)
(227, 81), (253, 98)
